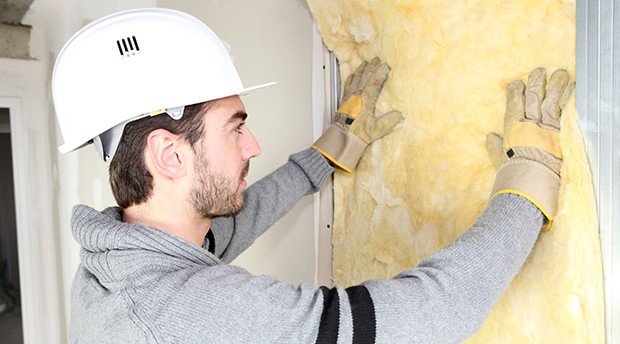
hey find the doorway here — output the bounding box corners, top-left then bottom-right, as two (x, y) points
(0, 107), (23, 343)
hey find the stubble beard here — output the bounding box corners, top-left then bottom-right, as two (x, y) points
(189, 152), (249, 219)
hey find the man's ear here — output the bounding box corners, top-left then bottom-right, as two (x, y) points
(145, 129), (189, 179)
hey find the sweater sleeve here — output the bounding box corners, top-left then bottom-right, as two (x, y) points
(157, 193), (543, 343)
(366, 193), (543, 343)
(209, 148), (333, 262)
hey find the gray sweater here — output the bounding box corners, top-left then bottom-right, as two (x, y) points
(70, 148), (543, 343)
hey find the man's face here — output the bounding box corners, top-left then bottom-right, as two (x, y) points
(188, 96), (261, 218)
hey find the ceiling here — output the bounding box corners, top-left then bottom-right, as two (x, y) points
(0, 0), (35, 25)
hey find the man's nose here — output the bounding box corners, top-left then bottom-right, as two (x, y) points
(242, 127), (262, 160)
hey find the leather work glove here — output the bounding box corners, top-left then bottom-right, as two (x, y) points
(486, 68), (574, 231)
(312, 57), (403, 172)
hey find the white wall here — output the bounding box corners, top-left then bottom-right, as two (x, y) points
(14, 0), (316, 341)
(157, 0), (317, 286)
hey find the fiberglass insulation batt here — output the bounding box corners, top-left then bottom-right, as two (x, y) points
(307, 0), (604, 342)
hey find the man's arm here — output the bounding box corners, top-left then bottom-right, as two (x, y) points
(366, 193), (542, 342)
(209, 148), (333, 262)
(158, 193), (542, 344)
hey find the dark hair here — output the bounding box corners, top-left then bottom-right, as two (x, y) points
(109, 100), (218, 208)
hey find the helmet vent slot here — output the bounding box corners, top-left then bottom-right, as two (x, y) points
(116, 36), (140, 56)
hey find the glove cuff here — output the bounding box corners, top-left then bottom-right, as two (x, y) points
(312, 125), (367, 173)
(491, 158), (560, 232)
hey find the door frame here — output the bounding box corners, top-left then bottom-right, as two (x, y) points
(0, 58), (63, 344)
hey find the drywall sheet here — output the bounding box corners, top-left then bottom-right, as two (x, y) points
(307, 1), (604, 342)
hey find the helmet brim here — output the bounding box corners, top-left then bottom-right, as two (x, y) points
(239, 81), (277, 95)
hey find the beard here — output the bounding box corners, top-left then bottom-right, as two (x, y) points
(189, 151), (249, 219)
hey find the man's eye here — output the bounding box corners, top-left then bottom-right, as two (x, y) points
(235, 123), (245, 133)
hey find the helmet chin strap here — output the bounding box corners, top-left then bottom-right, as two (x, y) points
(93, 106), (185, 162)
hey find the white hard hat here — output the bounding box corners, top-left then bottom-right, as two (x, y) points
(52, 7), (275, 161)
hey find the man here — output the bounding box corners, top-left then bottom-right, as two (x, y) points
(53, 8), (571, 343)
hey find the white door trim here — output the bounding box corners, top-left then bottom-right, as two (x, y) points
(312, 24), (336, 288)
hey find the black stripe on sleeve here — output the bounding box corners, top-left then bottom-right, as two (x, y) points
(315, 286), (340, 344)
(345, 285), (376, 344)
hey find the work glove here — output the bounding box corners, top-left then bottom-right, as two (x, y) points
(312, 57), (403, 172)
(486, 68), (573, 231)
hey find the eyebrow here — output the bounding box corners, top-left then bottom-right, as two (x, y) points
(227, 111), (248, 124)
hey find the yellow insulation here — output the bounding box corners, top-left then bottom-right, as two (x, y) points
(307, 0), (604, 342)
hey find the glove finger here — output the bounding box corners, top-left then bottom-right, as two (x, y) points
(540, 69), (569, 130)
(358, 57), (381, 89)
(504, 80), (525, 135)
(559, 81), (575, 112)
(486, 132), (508, 169)
(343, 61), (368, 100)
(360, 61), (391, 117)
(524, 68), (546, 121)
(365, 110), (403, 141)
